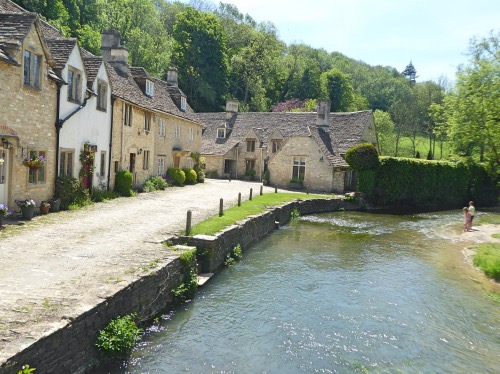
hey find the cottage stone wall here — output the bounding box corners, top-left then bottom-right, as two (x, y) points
(0, 26), (57, 207)
(204, 155), (225, 177)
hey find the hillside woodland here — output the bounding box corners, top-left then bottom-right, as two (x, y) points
(13, 0), (500, 180)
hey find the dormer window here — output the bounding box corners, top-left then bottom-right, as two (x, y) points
(217, 128), (226, 139)
(181, 96), (187, 111)
(68, 67), (82, 103)
(145, 80), (154, 96)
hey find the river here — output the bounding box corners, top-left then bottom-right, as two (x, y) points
(109, 210), (500, 373)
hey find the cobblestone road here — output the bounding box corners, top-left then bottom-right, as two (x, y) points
(0, 179), (278, 364)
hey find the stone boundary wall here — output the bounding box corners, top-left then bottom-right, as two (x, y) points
(0, 198), (361, 374)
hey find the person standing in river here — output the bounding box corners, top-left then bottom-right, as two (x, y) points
(463, 207), (472, 232)
(468, 201), (475, 229)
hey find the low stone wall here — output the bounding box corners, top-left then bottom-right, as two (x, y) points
(0, 198), (361, 374)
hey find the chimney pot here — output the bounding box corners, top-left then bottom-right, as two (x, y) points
(316, 99), (331, 128)
(167, 67), (178, 87)
(225, 99), (239, 121)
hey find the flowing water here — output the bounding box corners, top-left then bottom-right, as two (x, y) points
(108, 210), (500, 373)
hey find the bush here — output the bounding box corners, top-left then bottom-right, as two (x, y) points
(96, 314), (143, 353)
(167, 168), (186, 186)
(205, 170), (218, 178)
(143, 176), (168, 192)
(91, 188), (119, 202)
(55, 175), (91, 209)
(183, 168), (197, 185)
(115, 170), (133, 196)
(473, 243), (500, 280)
(197, 170), (205, 183)
(345, 143), (379, 171)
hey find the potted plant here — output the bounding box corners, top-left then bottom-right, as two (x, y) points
(15, 197), (37, 220)
(40, 201), (51, 215)
(289, 177), (304, 190)
(0, 203), (12, 229)
(263, 170), (270, 185)
(244, 169), (256, 181)
(47, 198), (61, 212)
(23, 155), (46, 171)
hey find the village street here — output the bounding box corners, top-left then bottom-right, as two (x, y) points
(0, 179), (278, 364)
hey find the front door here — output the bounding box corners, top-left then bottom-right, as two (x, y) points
(0, 148), (8, 205)
(129, 153), (136, 185)
(174, 156), (180, 169)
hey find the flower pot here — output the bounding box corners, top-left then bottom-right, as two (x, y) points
(21, 206), (35, 220)
(40, 203), (50, 215)
(48, 199), (61, 212)
(28, 166), (39, 172)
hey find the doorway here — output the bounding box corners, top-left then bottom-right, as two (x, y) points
(0, 148), (8, 204)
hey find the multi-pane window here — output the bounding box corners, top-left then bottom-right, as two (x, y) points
(23, 50), (41, 89)
(158, 119), (166, 137)
(174, 125), (180, 139)
(217, 128), (226, 138)
(145, 80), (154, 96)
(245, 159), (255, 172)
(157, 157), (165, 175)
(181, 96), (187, 111)
(188, 128), (194, 142)
(100, 151), (106, 178)
(144, 112), (152, 132)
(292, 157), (306, 180)
(143, 150), (150, 170)
(67, 67), (82, 102)
(28, 150), (46, 184)
(97, 81), (107, 111)
(272, 140), (282, 153)
(123, 103), (132, 126)
(246, 139), (255, 152)
(59, 150), (74, 176)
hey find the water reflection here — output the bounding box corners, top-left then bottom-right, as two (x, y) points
(108, 210), (499, 374)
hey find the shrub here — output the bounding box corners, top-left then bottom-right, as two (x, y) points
(427, 150), (433, 160)
(95, 313), (143, 353)
(345, 143), (379, 171)
(167, 168), (186, 186)
(91, 188), (119, 202)
(415, 151), (420, 159)
(143, 176), (168, 192)
(197, 170), (205, 183)
(115, 170), (133, 196)
(473, 243), (500, 280)
(55, 175), (91, 209)
(183, 168), (197, 185)
(245, 169), (256, 177)
(205, 170), (219, 178)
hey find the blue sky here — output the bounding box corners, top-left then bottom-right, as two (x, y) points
(181, 0), (500, 83)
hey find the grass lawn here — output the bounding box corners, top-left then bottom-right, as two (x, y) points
(188, 192), (329, 236)
(473, 242), (500, 281)
(476, 213), (500, 225)
(386, 136), (452, 160)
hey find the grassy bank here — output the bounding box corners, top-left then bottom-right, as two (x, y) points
(473, 213), (500, 281)
(188, 192), (328, 236)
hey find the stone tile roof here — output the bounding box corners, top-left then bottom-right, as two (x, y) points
(199, 110), (373, 167)
(46, 38), (77, 71)
(0, 12), (37, 50)
(83, 56), (103, 86)
(0, 0), (24, 12)
(106, 63), (201, 124)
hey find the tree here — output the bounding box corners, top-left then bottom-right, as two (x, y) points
(320, 68), (356, 112)
(402, 61), (418, 84)
(345, 143), (379, 171)
(373, 110), (395, 156)
(171, 7), (229, 111)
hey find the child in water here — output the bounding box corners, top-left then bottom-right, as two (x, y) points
(463, 207), (472, 232)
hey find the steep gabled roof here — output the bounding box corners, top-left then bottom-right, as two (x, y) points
(83, 55), (103, 87)
(0, 12), (37, 49)
(46, 38), (77, 71)
(199, 110), (373, 167)
(0, 0), (25, 12)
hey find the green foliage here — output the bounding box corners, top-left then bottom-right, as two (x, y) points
(55, 175), (91, 209)
(196, 170), (205, 183)
(225, 244), (243, 266)
(415, 151), (421, 158)
(143, 176), (168, 192)
(290, 177), (303, 184)
(345, 143), (379, 171)
(182, 168), (197, 185)
(114, 170), (133, 196)
(179, 248), (197, 266)
(18, 365), (36, 374)
(263, 170), (270, 182)
(358, 156), (496, 208)
(167, 168), (186, 186)
(320, 68), (356, 112)
(96, 314), (143, 353)
(473, 243), (500, 280)
(291, 208), (300, 221)
(91, 188), (119, 202)
(245, 169), (256, 177)
(172, 268), (198, 303)
(427, 150), (433, 160)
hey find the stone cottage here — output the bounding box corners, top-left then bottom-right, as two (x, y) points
(199, 100), (378, 193)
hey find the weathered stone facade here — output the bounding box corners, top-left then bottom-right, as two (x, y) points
(0, 19), (57, 208)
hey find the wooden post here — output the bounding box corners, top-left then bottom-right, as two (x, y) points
(275, 186), (278, 193)
(260, 185), (263, 196)
(186, 210), (192, 236)
(238, 192), (241, 207)
(250, 188), (253, 201)
(219, 198), (223, 217)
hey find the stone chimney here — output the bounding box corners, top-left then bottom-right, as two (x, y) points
(316, 99), (331, 129)
(225, 99), (239, 121)
(101, 30), (129, 72)
(167, 67), (178, 86)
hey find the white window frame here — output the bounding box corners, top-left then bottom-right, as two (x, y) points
(123, 103), (132, 126)
(28, 150), (46, 184)
(272, 140), (282, 153)
(23, 50), (42, 89)
(292, 157), (306, 180)
(144, 112), (152, 133)
(247, 139), (255, 152)
(67, 66), (82, 103)
(217, 128), (226, 139)
(157, 157), (165, 175)
(158, 119), (166, 137)
(174, 124), (181, 140)
(188, 128), (194, 143)
(145, 79), (154, 96)
(59, 149), (74, 177)
(143, 150), (150, 170)
(97, 80), (107, 111)
(181, 96), (187, 111)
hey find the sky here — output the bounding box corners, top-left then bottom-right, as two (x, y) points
(180, 0), (500, 83)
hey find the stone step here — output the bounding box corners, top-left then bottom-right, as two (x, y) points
(197, 273), (213, 286)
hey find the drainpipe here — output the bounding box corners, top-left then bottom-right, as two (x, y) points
(235, 146), (239, 179)
(106, 96), (115, 190)
(54, 82), (62, 196)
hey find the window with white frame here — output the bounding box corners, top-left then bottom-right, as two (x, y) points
(246, 139), (255, 152)
(181, 96), (187, 111)
(144, 112), (152, 132)
(157, 157), (165, 175)
(217, 128), (226, 138)
(123, 103), (132, 126)
(28, 150), (46, 184)
(23, 50), (42, 89)
(158, 119), (166, 137)
(174, 124), (181, 139)
(145, 80), (154, 96)
(97, 80), (107, 111)
(143, 150), (150, 170)
(272, 140), (282, 153)
(188, 128), (194, 142)
(292, 157), (306, 181)
(100, 151), (106, 178)
(59, 150), (74, 176)
(67, 67), (82, 102)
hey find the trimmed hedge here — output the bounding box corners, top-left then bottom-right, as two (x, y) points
(183, 168), (197, 185)
(167, 168), (186, 186)
(358, 156), (496, 209)
(345, 143), (379, 171)
(115, 170), (134, 196)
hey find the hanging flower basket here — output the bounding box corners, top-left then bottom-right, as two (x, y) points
(23, 155), (46, 169)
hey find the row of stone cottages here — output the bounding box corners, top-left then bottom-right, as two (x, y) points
(0, 0), (379, 210)
(0, 0), (202, 209)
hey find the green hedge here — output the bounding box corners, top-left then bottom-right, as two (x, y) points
(182, 168), (197, 185)
(358, 157), (496, 208)
(167, 168), (186, 186)
(115, 170), (134, 196)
